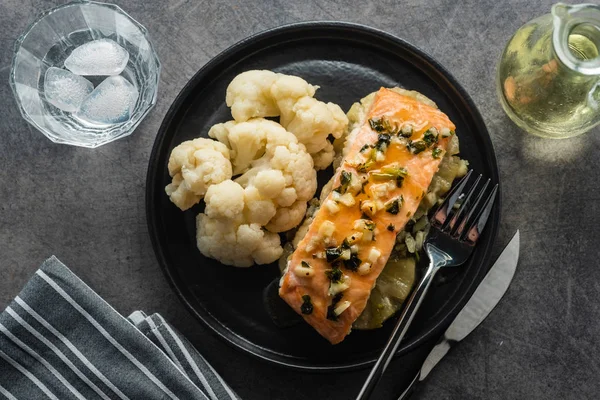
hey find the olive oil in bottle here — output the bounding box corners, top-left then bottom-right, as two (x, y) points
(497, 3), (600, 139)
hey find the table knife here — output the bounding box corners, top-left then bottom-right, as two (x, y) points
(398, 230), (520, 399)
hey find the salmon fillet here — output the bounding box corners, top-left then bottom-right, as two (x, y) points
(279, 88), (456, 344)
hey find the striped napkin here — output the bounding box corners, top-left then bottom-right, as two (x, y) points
(0, 256), (239, 400)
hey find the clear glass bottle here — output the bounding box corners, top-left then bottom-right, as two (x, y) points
(497, 3), (600, 139)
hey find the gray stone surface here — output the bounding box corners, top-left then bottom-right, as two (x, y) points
(1, 0), (599, 399)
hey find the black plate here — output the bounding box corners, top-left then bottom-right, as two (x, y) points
(146, 22), (500, 371)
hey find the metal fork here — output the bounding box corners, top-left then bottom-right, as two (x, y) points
(356, 170), (498, 400)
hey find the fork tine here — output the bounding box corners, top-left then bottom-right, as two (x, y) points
(447, 174), (482, 234)
(453, 178), (490, 238)
(432, 170), (473, 227)
(461, 183), (498, 244)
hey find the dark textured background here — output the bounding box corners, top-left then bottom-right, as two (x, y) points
(1, 1), (599, 399)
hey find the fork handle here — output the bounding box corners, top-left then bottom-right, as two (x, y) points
(356, 261), (439, 400)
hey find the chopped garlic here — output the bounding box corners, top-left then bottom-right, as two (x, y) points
(294, 265), (314, 278)
(350, 244), (359, 254)
(362, 230), (374, 242)
(346, 231), (363, 244)
(361, 200), (377, 216)
(319, 220), (335, 238)
(375, 151), (385, 162)
(340, 249), (351, 260)
(329, 277), (351, 296)
(367, 247), (381, 263)
(440, 127), (451, 137)
(357, 262), (372, 275)
(337, 193), (355, 207)
(325, 199), (340, 214)
(401, 124), (413, 136)
(353, 220), (366, 231)
(334, 301), (351, 316)
(370, 182), (394, 199)
(349, 174), (362, 194)
(323, 237), (337, 247)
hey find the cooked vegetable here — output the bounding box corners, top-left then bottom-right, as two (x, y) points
(209, 118), (317, 233)
(224, 70), (348, 170)
(196, 211), (283, 268)
(353, 257), (416, 329)
(165, 138), (233, 211)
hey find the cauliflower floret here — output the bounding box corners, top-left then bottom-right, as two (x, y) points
(270, 74), (318, 125)
(204, 180), (245, 219)
(196, 214), (283, 267)
(243, 186), (277, 225)
(209, 120), (267, 175)
(311, 142), (335, 170)
(165, 138), (232, 210)
(266, 199), (308, 233)
(210, 118), (317, 233)
(225, 70), (346, 169)
(281, 96), (348, 153)
(225, 70), (279, 122)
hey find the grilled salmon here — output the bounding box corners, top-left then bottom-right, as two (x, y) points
(279, 88), (456, 344)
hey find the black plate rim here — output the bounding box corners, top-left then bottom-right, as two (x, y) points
(146, 21), (501, 372)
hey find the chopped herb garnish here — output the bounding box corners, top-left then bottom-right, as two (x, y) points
(368, 117), (392, 133)
(334, 170), (352, 194)
(385, 196), (403, 215)
(432, 147), (443, 159)
(301, 261), (311, 269)
(357, 149), (377, 172)
(340, 239), (351, 250)
(327, 134), (336, 143)
(400, 125), (413, 138)
(326, 293), (344, 321)
(361, 212), (372, 220)
(407, 140), (427, 154)
(415, 252), (421, 262)
(370, 166), (408, 187)
(375, 133), (391, 152)
(343, 254), (362, 271)
(301, 295), (313, 315)
(365, 220), (376, 231)
(325, 267), (343, 283)
(387, 224), (395, 232)
(326, 240), (352, 264)
(325, 247), (343, 263)
(423, 129), (439, 147)
(360, 144), (371, 153)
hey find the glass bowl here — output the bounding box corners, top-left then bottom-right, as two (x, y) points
(9, 0), (161, 148)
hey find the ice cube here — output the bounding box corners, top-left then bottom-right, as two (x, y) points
(44, 67), (94, 112)
(64, 39), (129, 76)
(77, 76), (139, 124)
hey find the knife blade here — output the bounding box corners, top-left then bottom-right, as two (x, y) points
(398, 230), (520, 399)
